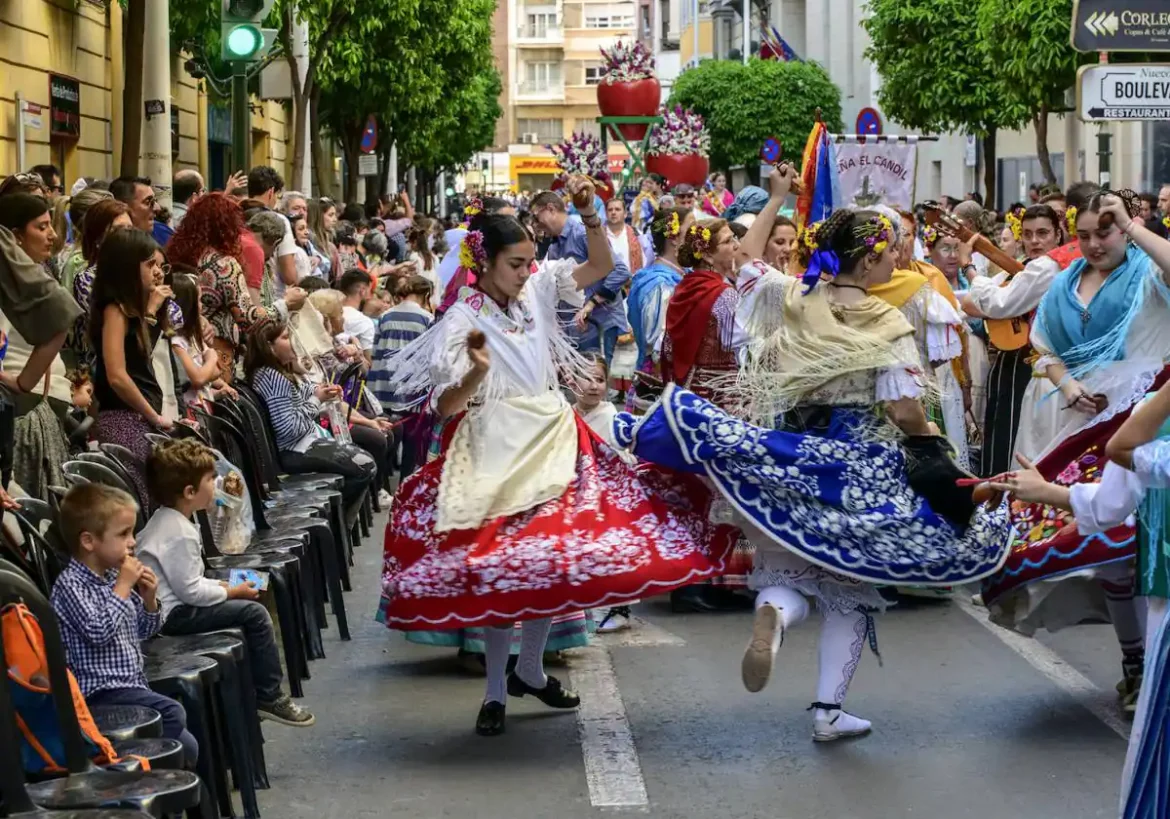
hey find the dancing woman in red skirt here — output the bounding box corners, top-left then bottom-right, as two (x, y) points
(374, 177), (739, 735)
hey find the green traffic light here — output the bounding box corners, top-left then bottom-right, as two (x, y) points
(225, 24), (262, 58)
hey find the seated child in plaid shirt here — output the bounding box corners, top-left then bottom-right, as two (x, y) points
(49, 483), (198, 767)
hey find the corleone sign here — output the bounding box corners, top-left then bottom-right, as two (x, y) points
(49, 74), (80, 140)
(1078, 63), (1170, 121)
(1072, 0), (1170, 52)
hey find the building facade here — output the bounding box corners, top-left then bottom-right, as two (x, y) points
(1, 0), (296, 191)
(474, 0), (638, 192)
(657, 0), (1164, 206)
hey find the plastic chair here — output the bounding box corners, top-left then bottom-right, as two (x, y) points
(0, 565), (205, 818)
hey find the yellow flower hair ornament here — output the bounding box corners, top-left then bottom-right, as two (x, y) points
(1005, 207), (1024, 242)
(851, 214), (893, 258)
(1163, 214), (1170, 231)
(922, 224), (940, 249)
(667, 210), (681, 239)
(1066, 206), (1078, 236)
(686, 223), (715, 259)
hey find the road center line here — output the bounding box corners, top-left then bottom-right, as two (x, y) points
(955, 596), (1129, 740)
(571, 645), (651, 811)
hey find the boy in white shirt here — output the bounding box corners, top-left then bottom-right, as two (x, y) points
(136, 439), (315, 726)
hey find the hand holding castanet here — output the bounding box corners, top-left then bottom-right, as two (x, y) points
(467, 330), (490, 374)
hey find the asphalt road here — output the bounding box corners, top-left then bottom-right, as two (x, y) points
(253, 509), (1132, 819)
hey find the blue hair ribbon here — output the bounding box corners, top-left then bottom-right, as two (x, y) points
(801, 248), (840, 294)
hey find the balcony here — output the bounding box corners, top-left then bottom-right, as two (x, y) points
(516, 82), (566, 102)
(517, 24), (564, 44)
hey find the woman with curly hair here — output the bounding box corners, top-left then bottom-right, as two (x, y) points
(168, 192), (305, 382)
(626, 166), (1010, 741)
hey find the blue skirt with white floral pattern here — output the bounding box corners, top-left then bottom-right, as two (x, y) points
(617, 384), (1011, 587)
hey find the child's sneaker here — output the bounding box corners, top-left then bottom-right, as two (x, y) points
(258, 694), (315, 726)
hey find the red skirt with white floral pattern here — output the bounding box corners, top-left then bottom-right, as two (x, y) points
(376, 413), (740, 629)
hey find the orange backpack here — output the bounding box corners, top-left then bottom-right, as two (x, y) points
(2, 602), (146, 773)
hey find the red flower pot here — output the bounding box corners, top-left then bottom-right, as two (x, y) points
(645, 153), (709, 188)
(596, 78), (661, 141)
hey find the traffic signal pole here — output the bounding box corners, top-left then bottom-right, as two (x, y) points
(232, 61), (250, 174)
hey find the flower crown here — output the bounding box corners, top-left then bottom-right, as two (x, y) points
(850, 214), (893, 258)
(461, 197), (483, 228)
(459, 230), (487, 271)
(686, 223), (714, 259)
(666, 210), (682, 239)
(921, 224), (940, 249)
(1005, 207), (1025, 242)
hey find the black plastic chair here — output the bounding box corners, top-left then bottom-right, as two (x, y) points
(141, 652), (230, 818)
(0, 565), (206, 818)
(11, 506), (68, 597)
(61, 461), (146, 531)
(203, 414), (351, 643)
(145, 632), (267, 814)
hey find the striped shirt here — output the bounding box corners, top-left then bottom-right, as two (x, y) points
(369, 301), (433, 413)
(50, 559), (162, 696)
(251, 366), (324, 452)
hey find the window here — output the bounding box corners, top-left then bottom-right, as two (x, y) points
(517, 118), (564, 144)
(640, 5), (651, 37)
(522, 62), (562, 92)
(584, 65), (604, 85)
(576, 120), (601, 139)
(585, 13), (634, 27)
(523, 11), (557, 37)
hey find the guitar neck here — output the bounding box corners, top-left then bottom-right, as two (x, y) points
(951, 224), (1025, 275)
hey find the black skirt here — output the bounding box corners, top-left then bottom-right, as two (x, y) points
(979, 346), (1033, 477)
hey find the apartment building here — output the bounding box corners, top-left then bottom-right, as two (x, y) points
(474, 0), (637, 192)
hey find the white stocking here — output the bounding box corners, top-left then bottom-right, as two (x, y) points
(755, 586), (810, 630)
(516, 617), (553, 689)
(483, 626), (513, 705)
(816, 609), (867, 707)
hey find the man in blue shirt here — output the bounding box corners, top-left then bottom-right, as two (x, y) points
(530, 191), (630, 363)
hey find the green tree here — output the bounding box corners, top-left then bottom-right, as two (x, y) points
(976, 0), (1093, 186)
(863, 0), (1029, 205)
(667, 59), (843, 173)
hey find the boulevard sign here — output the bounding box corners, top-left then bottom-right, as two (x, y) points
(1072, 0), (1170, 52)
(1077, 63), (1170, 121)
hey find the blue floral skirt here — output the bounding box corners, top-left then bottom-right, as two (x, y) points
(618, 384), (1011, 587)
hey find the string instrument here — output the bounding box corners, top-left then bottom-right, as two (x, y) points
(923, 204), (1030, 351)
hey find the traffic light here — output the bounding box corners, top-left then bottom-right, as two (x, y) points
(221, 0), (277, 62)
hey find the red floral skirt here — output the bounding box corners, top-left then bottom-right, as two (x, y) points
(982, 366), (1170, 605)
(376, 414), (740, 629)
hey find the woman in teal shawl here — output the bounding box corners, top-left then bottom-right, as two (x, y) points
(982, 191), (1170, 705)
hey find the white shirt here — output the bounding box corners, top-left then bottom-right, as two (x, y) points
(607, 226), (631, 270)
(272, 212), (298, 298)
(342, 305), (376, 351)
(136, 506), (228, 619)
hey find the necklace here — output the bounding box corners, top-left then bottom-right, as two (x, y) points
(828, 283), (868, 294)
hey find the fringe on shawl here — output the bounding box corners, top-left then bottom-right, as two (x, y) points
(376, 290), (596, 419)
(718, 272), (942, 428)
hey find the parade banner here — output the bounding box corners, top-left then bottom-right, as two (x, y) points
(832, 137), (918, 211)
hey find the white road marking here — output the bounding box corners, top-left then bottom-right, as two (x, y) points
(571, 645), (651, 811)
(955, 596), (1130, 740)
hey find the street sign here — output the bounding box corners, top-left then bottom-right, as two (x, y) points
(1077, 63), (1170, 121)
(856, 107), (882, 136)
(1072, 0), (1170, 52)
(20, 101), (43, 130)
(357, 153), (378, 176)
(759, 136), (782, 163)
(360, 115), (377, 154)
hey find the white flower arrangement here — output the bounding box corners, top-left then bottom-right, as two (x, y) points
(648, 105), (711, 157)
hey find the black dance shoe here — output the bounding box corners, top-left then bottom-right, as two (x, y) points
(670, 585), (721, 613)
(506, 673), (581, 709)
(476, 700), (506, 736)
